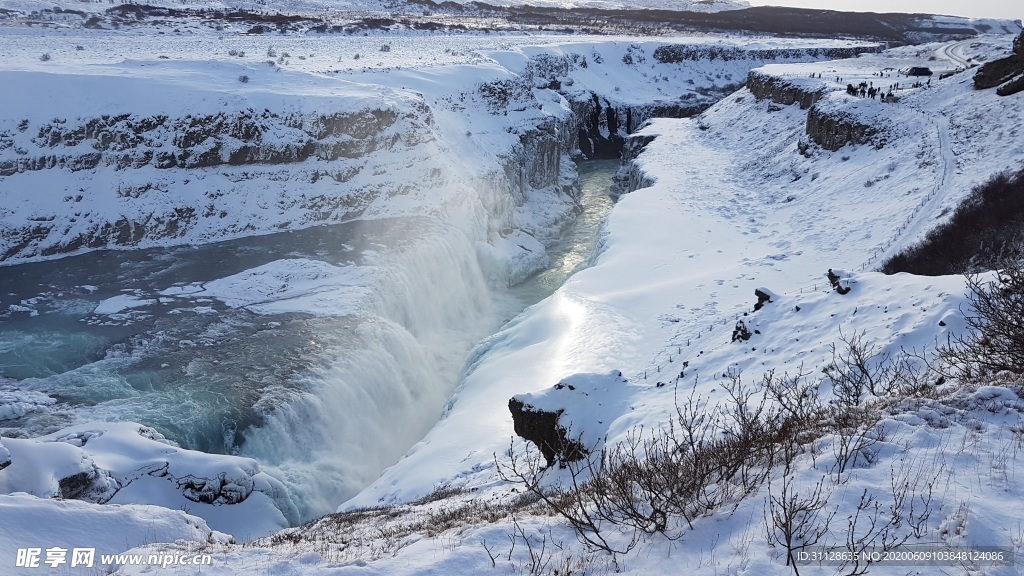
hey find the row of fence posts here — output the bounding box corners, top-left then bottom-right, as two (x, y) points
(859, 156), (943, 272)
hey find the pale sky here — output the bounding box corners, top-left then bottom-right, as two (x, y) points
(743, 0), (1022, 21)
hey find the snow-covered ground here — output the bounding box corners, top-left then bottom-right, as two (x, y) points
(348, 35), (1024, 507)
(0, 422), (293, 539)
(0, 28), (880, 526)
(144, 34), (1024, 575)
(2, 10), (1024, 574)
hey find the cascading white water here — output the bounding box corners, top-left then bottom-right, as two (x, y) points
(238, 216), (501, 521)
(236, 161), (620, 522)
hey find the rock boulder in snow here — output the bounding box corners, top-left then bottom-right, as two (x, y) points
(508, 397), (586, 467)
(754, 287), (776, 311)
(509, 371), (633, 467)
(731, 319), (753, 342)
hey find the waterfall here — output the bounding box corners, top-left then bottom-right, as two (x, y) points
(235, 186), (510, 521)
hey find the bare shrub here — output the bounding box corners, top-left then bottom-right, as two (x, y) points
(497, 440), (635, 558)
(498, 377), (805, 558)
(764, 469), (835, 574)
(838, 480), (931, 576)
(825, 413), (883, 481)
(498, 331), (936, 571)
(943, 261), (1024, 375)
(768, 444), (939, 575)
(889, 456), (938, 539)
(825, 329), (930, 404)
(882, 169), (1024, 275)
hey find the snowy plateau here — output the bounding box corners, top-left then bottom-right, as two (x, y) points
(1, 2), (1024, 575)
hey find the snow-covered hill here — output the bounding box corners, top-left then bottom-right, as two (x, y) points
(231, 34), (1024, 575)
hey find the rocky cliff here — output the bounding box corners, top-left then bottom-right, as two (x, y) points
(804, 103), (880, 151)
(570, 94), (711, 160)
(0, 106), (424, 176)
(0, 101), (440, 261)
(973, 30), (1024, 96)
(747, 70), (829, 109)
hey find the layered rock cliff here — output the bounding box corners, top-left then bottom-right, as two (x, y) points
(805, 103), (880, 151)
(747, 70), (829, 109)
(0, 100), (443, 261)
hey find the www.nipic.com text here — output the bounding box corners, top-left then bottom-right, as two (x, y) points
(15, 547), (213, 570)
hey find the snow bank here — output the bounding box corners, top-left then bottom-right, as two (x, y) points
(0, 422), (293, 540)
(0, 492), (229, 570)
(160, 259), (379, 317)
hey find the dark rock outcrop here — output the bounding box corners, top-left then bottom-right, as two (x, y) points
(622, 135), (657, 193)
(974, 31), (1024, 95)
(58, 471), (97, 500)
(174, 473), (254, 505)
(747, 71), (828, 109)
(997, 75), (1024, 97)
(805, 104), (880, 151)
(569, 93), (708, 160)
(653, 46), (880, 65)
(623, 133), (658, 165)
(508, 397), (586, 468)
(56, 464), (119, 502)
(973, 55), (1024, 89)
(754, 287), (774, 311)
(731, 320), (753, 342)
